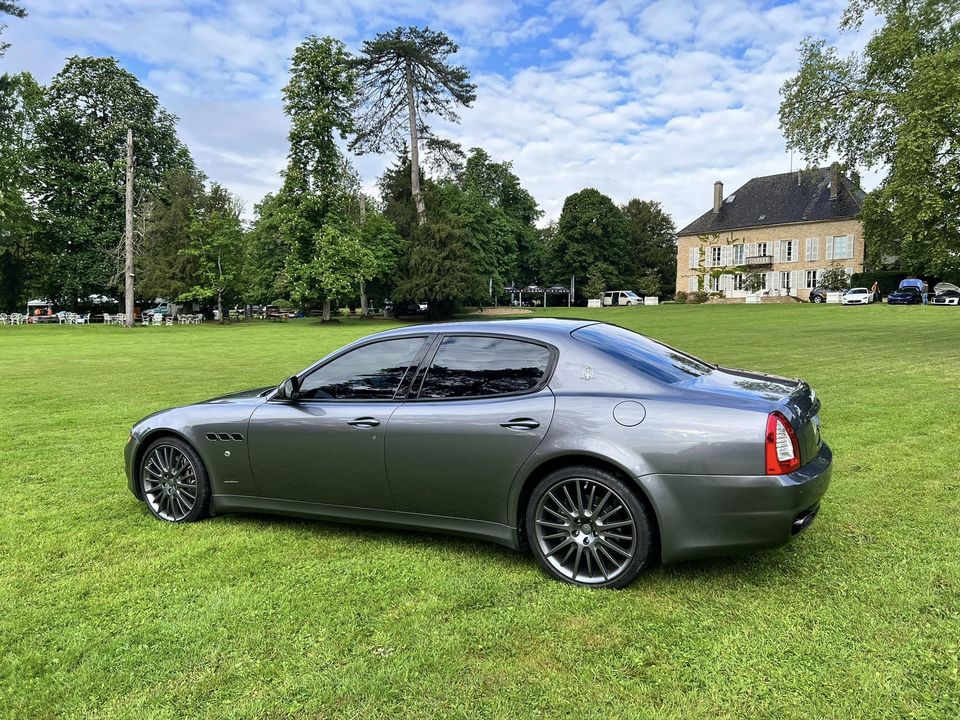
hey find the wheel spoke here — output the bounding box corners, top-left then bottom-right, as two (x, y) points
(587, 484), (596, 513)
(562, 486), (577, 517)
(545, 536), (574, 558)
(602, 531), (632, 542)
(598, 504), (623, 523)
(598, 519), (633, 530)
(571, 545), (583, 578)
(598, 537), (632, 559)
(536, 518), (569, 530)
(575, 481), (585, 515)
(546, 491), (572, 518)
(590, 545), (609, 581)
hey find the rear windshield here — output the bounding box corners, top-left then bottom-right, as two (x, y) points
(572, 324), (714, 384)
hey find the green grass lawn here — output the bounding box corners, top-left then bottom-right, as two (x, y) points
(1, 305), (958, 719)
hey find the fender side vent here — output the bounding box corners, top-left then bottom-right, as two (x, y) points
(205, 433), (218, 441)
(217, 433), (232, 441)
(230, 433), (244, 442)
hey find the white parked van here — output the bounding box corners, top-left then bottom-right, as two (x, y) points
(602, 290), (642, 306)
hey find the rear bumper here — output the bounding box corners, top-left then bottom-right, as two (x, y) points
(639, 442), (832, 564)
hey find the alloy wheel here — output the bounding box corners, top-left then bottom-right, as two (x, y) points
(141, 444), (199, 522)
(534, 477), (637, 584)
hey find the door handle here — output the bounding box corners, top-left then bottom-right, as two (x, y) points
(500, 418), (540, 430)
(347, 417), (380, 428)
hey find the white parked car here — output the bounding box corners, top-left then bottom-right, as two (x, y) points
(842, 287), (873, 305)
(602, 290), (642, 306)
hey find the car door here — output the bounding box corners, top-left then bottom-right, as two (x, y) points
(385, 334), (556, 525)
(247, 336), (430, 509)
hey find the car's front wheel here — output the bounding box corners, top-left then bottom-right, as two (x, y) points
(525, 466), (655, 588)
(139, 436), (210, 523)
(813, 296), (824, 303)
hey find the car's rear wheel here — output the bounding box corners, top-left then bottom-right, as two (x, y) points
(813, 296), (824, 303)
(525, 465), (655, 588)
(139, 436), (209, 523)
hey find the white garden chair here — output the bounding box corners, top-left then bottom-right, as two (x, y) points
(10, 313), (23, 325)
(151, 314), (163, 326)
(178, 314), (191, 325)
(0, 313), (7, 325)
(193, 315), (203, 324)
(102, 313), (112, 325)
(164, 316), (173, 326)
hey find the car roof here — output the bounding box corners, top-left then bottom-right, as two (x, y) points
(370, 317), (597, 342)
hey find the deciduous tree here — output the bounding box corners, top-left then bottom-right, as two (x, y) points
(553, 188), (630, 298)
(33, 56), (190, 306)
(779, 0), (960, 274)
(621, 198), (677, 296)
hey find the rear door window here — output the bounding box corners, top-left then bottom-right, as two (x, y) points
(418, 336), (552, 399)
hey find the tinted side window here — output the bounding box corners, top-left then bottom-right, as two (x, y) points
(419, 336), (551, 399)
(299, 337), (426, 400)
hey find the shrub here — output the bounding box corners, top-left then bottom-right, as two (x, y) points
(690, 291), (710, 304)
(674, 291), (688, 304)
(850, 270), (907, 295)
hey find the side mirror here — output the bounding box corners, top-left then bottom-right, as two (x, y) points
(277, 375), (300, 400)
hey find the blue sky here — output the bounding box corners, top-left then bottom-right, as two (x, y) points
(3, 0), (877, 226)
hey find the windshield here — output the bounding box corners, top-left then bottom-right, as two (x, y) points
(895, 287), (919, 295)
(849, 288), (868, 294)
(572, 324), (714, 384)
(624, 291), (639, 298)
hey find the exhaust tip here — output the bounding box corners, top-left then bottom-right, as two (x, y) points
(792, 502), (820, 535)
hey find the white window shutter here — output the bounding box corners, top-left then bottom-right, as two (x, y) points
(825, 237), (834, 260)
(723, 245), (732, 266)
(688, 276), (697, 292)
(774, 240), (782, 262)
(847, 235), (855, 259)
(688, 247), (698, 269)
(793, 270), (801, 293)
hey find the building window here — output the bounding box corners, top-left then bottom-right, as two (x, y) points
(782, 240), (797, 262)
(709, 274), (720, 292)
(805, 269), (818, 288)
(828, 235), (854, 259)
(711, 246), (722, 266)
(756, 242), (768, 257)
(780, 271), (792, 290)
(805, 238), (819, 262)
(733, 273), (744, 290)
(732, 244), (744, 265)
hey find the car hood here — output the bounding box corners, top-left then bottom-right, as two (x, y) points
(201, 386), (275, 404)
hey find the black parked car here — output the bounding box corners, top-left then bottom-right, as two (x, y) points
(886, 286), (924, 305)
(809, 287), (828, 303)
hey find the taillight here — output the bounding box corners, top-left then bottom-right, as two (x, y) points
(765, 411), (801, 475)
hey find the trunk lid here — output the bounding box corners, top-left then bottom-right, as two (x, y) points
(680, 367), (823, 465)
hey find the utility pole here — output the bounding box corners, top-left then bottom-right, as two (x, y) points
(124, 127), (135, 327)
(359, 193), (368, 317)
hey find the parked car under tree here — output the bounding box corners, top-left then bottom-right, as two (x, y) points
(125, 319), (832, 588)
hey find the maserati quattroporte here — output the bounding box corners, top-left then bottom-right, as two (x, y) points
(125, 319), (832, 587)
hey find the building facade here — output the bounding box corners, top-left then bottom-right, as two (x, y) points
(675, 166), (866, 300)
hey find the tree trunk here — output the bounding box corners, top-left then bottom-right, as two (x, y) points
(124, 128), (135, 327)
(323, 298), (331, 322)
(405, 59), (426, 225)
(360, 280), (368, 316)
(217, 290), (223, 324)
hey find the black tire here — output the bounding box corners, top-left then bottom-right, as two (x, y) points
(139, 436), (210, 523)
(813, 296), (824, 303)
(525, 465), (655, 588)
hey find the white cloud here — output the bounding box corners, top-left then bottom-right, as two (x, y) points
(1, 0), (876, 228)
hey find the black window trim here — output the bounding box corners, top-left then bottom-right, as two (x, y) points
(271, 334), (434, 404)
(406, 332), (559, 402)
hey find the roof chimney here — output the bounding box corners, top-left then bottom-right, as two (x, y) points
(830, 163), (840, 200)
(713, 181), (723, 213)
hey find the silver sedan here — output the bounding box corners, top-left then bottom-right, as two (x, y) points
(125, 319), (832, 588)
